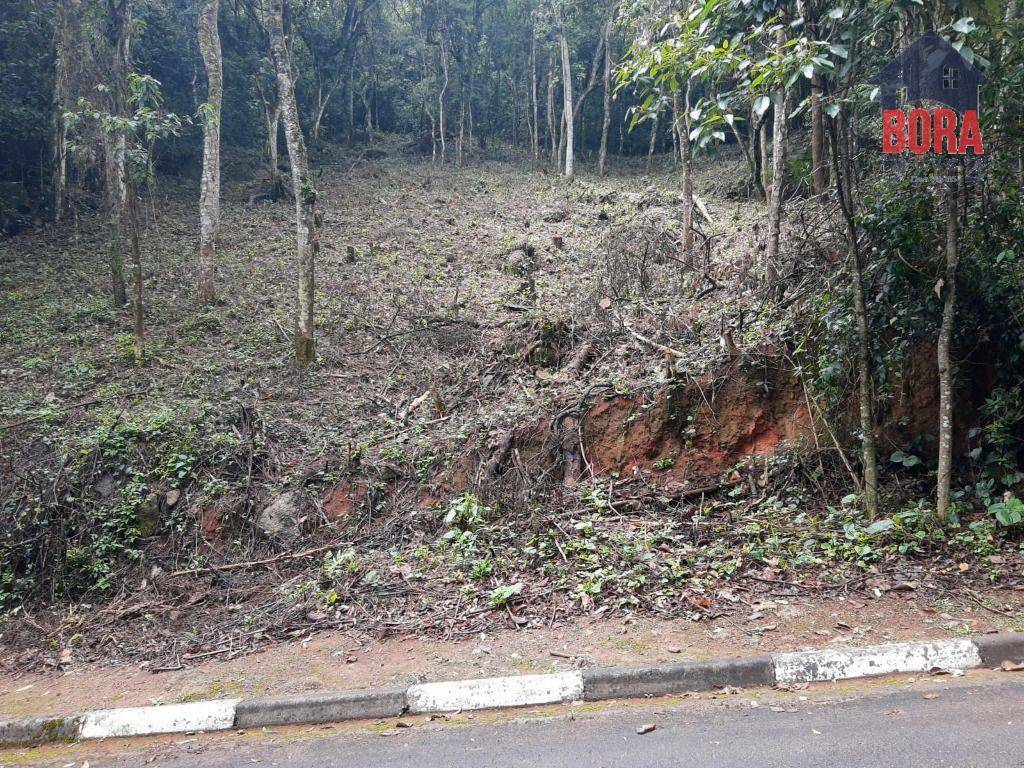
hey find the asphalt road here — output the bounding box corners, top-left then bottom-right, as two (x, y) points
(10, 676), (1024, 768)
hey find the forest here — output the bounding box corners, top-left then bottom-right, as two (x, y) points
(0, 0), (1022, 669)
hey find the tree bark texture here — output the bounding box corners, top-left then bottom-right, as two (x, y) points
(267, 0), (317, 367)
(197, 0), (222, 303)
(598, 15), (612, 176)
(559, 31), (573, 179)
(936, 182), (960, 520)
(810, 72), (826, 195)
(765, 89), (789, 285)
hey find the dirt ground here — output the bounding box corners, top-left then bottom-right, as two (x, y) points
(2, 586), (1022, 722)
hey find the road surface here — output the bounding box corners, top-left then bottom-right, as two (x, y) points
(6, 674), (1024, 767)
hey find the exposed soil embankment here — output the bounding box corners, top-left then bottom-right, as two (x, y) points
(427, 356), (814, 507)
(579, 361), (812, 485)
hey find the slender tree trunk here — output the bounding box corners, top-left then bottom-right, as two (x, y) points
(311, 82), (339, 147)
(51, 0), (71, 222)
(104, 134), (128, 307)
(671, 97), (679, 165)
(458, 96), (465, 165)
(104, 0), (131, 307)
(646, 112), (658, 172)
(598, 16), (612, 176)
(267, 0), (317, 367)
(507, 72), (518, 148)
(126, 186), (144, 364)
(361, 86), (373, 142)
(347, 70), (356, 145)
(546, 50), (558, 169)
(268, 105), (282, 192)
(256, 77), (282, 196)
(559, 30), (573, 179)
(759, 118), (770, 196)
(810, 72), (826, 195)
(428, 108), (437, 162)
(765, 90), (789, 284)
(675, 87), (694, 250)
(936, 181), (960, 520)
(197, 0), (222, 304)
(829, 113), (878, 518)
(438, 37), (449, 165)
(530, 33), (539, 162)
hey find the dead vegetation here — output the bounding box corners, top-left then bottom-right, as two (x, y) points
(1, 142), (1021, 672)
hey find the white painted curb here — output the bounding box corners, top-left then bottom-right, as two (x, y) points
(774, 638), (981, 684)
(5, 633), (1021, 747)
(78, 699), (240, 739)
(406, 671), (585, 714)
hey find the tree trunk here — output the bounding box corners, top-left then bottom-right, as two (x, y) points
(197, 0), (222, 304)
(830, 112), (878, 518)
(361, 85), (373, 142)
(347, 69), (356, 145)
(765, 90), (789, 285)
(559, 31), (573, 179)
(810, 73), (826, 195)
(104, 134), (128, 307)
(51, 0), (71, 222)
(126, 185), (145, 364)
(598, 16), (612, 176)
(267, 0), (317, 367)
(438, 37), (449, 165)
(671, 96), (679, 165)
(104, 0), (131, 307)
(255, 77), (283, 196)
(936, 182), (960, 520)
(546, 50), (558, 169)
(646, 112), (658, 172)
(675, 87), (694, 250)
(311, 82), (339, 147)
(758, 117), (770, 196)
(530, 33), (539, 162)
(458, 96), (465, 165)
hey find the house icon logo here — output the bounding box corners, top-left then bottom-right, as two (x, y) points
(878, 32), (986, 155)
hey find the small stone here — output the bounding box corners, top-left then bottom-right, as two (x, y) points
(636, 723), (656, 735)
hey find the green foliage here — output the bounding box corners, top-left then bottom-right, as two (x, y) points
(442, 492), (489, 530)
(1, 402), (262, 607)
(988, 496), (1024, 528)
(488, 582), (523, 607)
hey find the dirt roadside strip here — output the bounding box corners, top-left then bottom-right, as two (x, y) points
(2, 633), (1022, 748)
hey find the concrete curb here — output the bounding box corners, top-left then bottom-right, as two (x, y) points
(234, 687), (407, 728)
(583, 655), (775, 701)
(2, 632), (1021, 749)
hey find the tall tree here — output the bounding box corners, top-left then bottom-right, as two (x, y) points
(763, 27), (790, 286)
(266, 0), (318, 366)
(597, 12), (612, 175)
(936, 178), (961, 520)
(51, 0), (73, 222)
(102, 0), (132, 309)
(197, 0), (223, 304)
(557, 11), (573, 178)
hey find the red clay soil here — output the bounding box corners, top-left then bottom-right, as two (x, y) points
(581, 361), (812, 485)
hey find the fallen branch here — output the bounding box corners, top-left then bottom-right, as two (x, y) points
(169, 542), (346, 578)
(612, 309), (683, 359)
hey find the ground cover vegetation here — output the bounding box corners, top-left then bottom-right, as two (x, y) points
(0, 0), (1022, 668)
